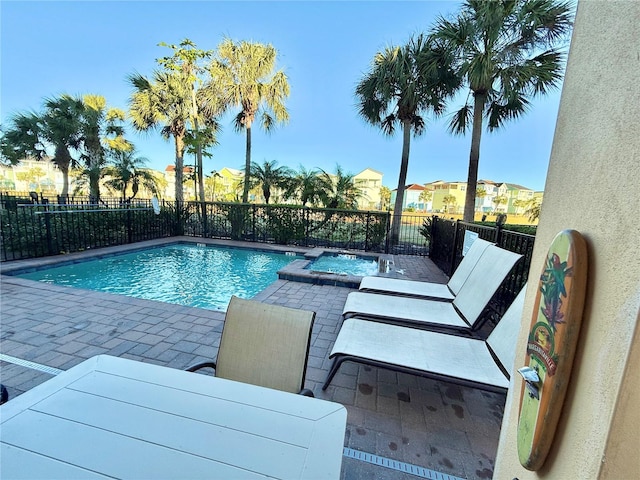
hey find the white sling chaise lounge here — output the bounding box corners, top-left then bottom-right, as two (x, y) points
(343, 244), (522, 335)
(323, 286), (527, 393)
(359, 238), (493, 301)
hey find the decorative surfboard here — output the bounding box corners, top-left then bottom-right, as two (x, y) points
(517, 229), (588, 471)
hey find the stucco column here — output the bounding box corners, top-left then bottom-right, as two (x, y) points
(493, 1), (640, 478)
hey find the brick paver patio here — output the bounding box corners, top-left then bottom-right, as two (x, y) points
(0, 239), (506, 479)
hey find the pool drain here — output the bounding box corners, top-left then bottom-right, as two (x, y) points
(342, 447), (465, 480)
(0, 353), (63, 376)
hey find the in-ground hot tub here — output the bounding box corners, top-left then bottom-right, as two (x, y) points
(277, 248), (393, 288)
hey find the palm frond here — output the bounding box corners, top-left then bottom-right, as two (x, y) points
(447, 103), (473, 135)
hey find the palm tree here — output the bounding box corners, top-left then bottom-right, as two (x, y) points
(318, 166), (362, 210)
(247, 159), (292, 204)
(379, 186), (391, 211)
(418, 189), (433, 211)
(3, 95), (83, 197)
(286, 165), (324, 207)
(158, 40), (223, 204)
(355, 34), (459, 244)
(78, 94), (129, 202)
(442, 194), (457, 213)
(207, 38), (290, 203)
(103, 149), (159, 201)
(432, 0), (574, 221)
(129, 70), (192, 203)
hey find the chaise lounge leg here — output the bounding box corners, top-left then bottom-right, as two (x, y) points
(322, 356), (345, 390)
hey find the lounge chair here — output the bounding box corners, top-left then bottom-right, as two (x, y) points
(322, 285), (527, 393)
(343, 244), (522, 334)
(186, 296), (316, 396)
(359, 237), (493, 301)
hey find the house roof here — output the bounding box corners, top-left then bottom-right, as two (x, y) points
(165, 165), (194, 173)
(355, 167), (383, 177)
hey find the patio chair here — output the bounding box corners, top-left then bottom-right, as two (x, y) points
(343, 244), (522, 335)
(186, 296), (316, 397)
(359, 238), (493, 301)
(322, 285), (527, 393)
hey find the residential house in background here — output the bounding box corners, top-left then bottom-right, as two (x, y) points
(502, 183), (535, 214)
(431, 181), (467, 214)
(164, 165), (195, 200)
(475, 179), (499, 213)
(215, 167), (243, 201)
(354, 168), (383, 210)
(0, 157), (63, 193)
(390, 184), (426, 211)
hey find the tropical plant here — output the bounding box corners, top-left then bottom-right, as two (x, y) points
(285, 165), (324, 207)
(379, 185), (391, 211)
(103, 149), (159, 201)
(442, 194), (457, 213)
(247, 159), (292, 204)
(525, 196), (542, 221)
(432, 0), (574, 221)
(15, 167), (46, 191)
(492, 194), (509, 211)
(318, 166), (363, 210)
(78, 94), (130, 201)
(158, 40), (223, 204)
(418, 189), (433, 210)
(207, 38), (290, 203)
(355, 33), (460, 244)
(2, 95), (83, 196)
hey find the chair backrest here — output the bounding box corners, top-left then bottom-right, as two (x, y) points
(448, 238), (493, 295)
(215, 296), (315, 394)
(487, 285), (527, 373)
(452, 245), (523, 326)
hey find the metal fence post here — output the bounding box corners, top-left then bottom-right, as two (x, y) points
(448, 220), (461, 276)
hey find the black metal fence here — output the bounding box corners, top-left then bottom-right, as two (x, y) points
(1, 200), (174, 261)
(1, 197), (437, 261)
(428, 216), (536, 322)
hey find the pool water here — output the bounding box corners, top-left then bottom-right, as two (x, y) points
(16, 244), (302, 311)
(306, 254), (379, 277)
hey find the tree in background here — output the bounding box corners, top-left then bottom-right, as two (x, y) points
(379, 186), (391, 211)
(525, 196), (542, 221)
(15, 167), (46, 191)
(492, 194), (508, 212)
(418, 189), (433, 211)
(78, 94), (129, 202)
(285, 165), (324, 207)
(129, 64), (195, 203)
(158, 40), (223, 204)
(355, 34), (459, 244)
(475, 186), (487, 212)
(442, 194), (457, 213)
(318, 165), (363, 210)
(432, 0), (573, 222)
(207, 38), (290, 203)
(247, 159), (292, 204)
(2, 95), (83, 197)
(103, 149), (159, 201)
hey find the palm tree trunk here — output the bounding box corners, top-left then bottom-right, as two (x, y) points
(463, 92), (486, 222)
(175, 135), (185, 204)
(59, 166), (70, 198)
(390, 120), (412, 245)
(242, 123), (252, 203)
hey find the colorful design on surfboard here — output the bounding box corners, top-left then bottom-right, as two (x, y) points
(517, 230), (588, 471)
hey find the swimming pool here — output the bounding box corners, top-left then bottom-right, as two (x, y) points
(14, 243), (303, 311)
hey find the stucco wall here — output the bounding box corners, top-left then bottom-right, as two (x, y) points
(494, 1), (640, 479)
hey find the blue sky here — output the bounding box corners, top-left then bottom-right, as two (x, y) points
(1, 1), (572, 192)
